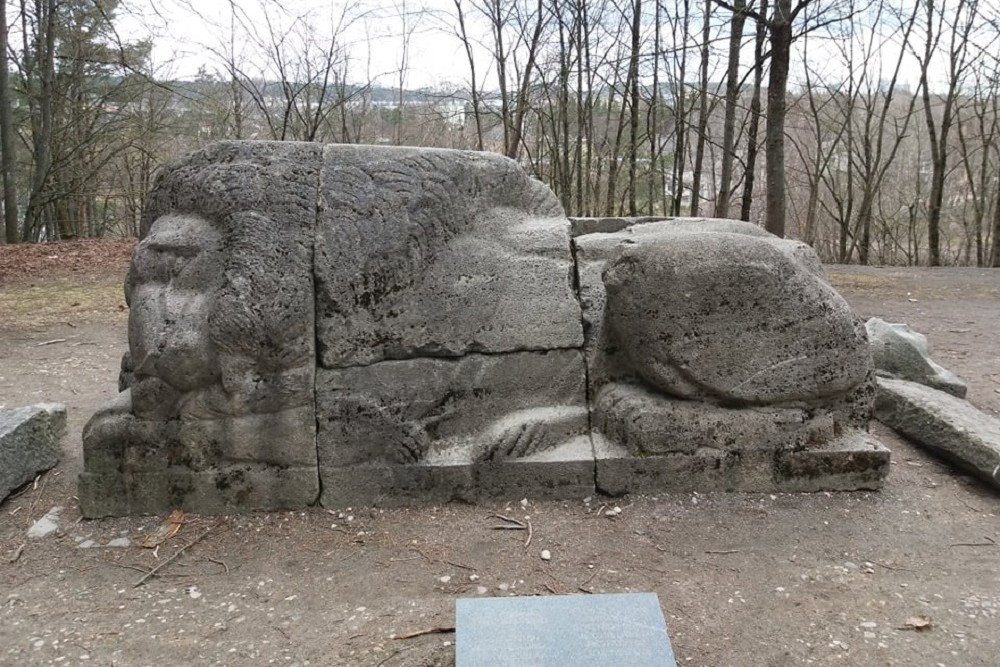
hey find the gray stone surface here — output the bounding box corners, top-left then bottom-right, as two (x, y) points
(80, 391), (318, 517)
(1, 404), (65, 503)
(80, 141), (322, 517)
(875, 378), (1000, 491)
(80, 139), (889, 514)
(866, 318), (967, 398)
(317, 350), (591, 506)
(456, 593), (676, 667)
(602, 231), (870, 405)
(774, 430), (890, 492)
(573, 219), (844, 401)
(27, 506), (63, 538)
(314, 145), (581, 369)
(321, 440), (595, 508)
(594, 383), (836, 456)
(569, 215), (671, 237)
(318, 350), (587, 467)
(596, 428), (888, 496)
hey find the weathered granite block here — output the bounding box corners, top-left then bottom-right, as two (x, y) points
(876, 378), (1000, 491)
(80, 391), (318, 516)
(321, 439), (595, 508)
(573, 219), (855, 403)
(867, 318), (967, 398)
(595, 436), (778, 496)
(1, 404), (66, 502)
(596, 428), (888, 496)
(603, 231), (870, 405)
(314, 145), (583, 369)
(79, 141), (890, 514)
(774, 431), (890, 492)
(80, 141), (322, 517)
(317, 350), (590, 506)
(594, 383), (835, 456)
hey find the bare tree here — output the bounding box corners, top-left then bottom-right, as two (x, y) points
(914, 0), (985, 265)
(689, 0), (711, 216)
(1, 0), (18, 242)
(715, 0), (747, 218)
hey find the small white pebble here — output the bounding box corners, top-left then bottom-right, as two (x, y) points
(541, 550), (551, 561)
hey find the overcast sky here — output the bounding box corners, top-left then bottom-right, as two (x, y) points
(114, 1), (962, 93)
(118, 0), (483, 89)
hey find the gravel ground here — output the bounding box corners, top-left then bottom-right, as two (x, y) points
(0, 260), (998, 667)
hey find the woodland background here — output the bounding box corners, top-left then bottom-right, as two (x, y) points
(2, 0), (1000, 267)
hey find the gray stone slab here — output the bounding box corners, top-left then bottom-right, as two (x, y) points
(603, 231), (869, 405)
(79, 465), (319, 517)
(1, 404), (65, 502)
(316, 350), (588, 470)
(867, 318), (967, 398)
(594, 383), (836, 456)
(79, 392), (318, 517)
(568, 216), (670, 237)
(314, 145), (582, 369)
(321, 437), (595, 508)
(875, 378), (1000, 491)
(774, 430), (890, 492)
(456, 593), (677, 667)
(595, 427), (889, 496)
(79, 141), (321, 516)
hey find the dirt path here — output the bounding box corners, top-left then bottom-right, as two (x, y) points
(1, 257), (998, 667)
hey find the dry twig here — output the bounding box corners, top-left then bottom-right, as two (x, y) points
(134, 525), (214, 587)
(7, 544), (25, 563)
(207, 557), (230, 574)
(393, 626), (455, 640)
(490, 513), (527, 528)
(950, 536), (996, 548)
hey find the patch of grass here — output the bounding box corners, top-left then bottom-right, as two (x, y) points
(0, 275), (127, 328)
(825, 272), (895, 288)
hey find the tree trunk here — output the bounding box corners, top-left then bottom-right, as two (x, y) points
(22, 0), (56, 241)
(716, 0), (746, 218)
(672, 0), (691, 216)
(741, 0), (768, 222)
(764, 0), (792, 238)
(0, 1), (18, 243)
(627, 0), (642, 215)
(506, 0), (547, 160)
(690, 0), (711, 216)
(992, 171), (1000, 266)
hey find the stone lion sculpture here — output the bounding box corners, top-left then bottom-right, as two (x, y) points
(80, 142), (887, 517)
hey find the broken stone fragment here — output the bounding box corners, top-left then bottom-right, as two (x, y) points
(1, 403), (65, 503)
(27, 506), (63, 538)
(866, 318), (967, 398)
(875, 378), (999, 492)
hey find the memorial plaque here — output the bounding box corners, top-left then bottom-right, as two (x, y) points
(456, 592), (677, 667)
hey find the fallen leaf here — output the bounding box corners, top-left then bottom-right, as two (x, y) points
(141, 509), (186, 548)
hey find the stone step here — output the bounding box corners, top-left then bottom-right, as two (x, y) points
(875, 378), (1000, 492)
